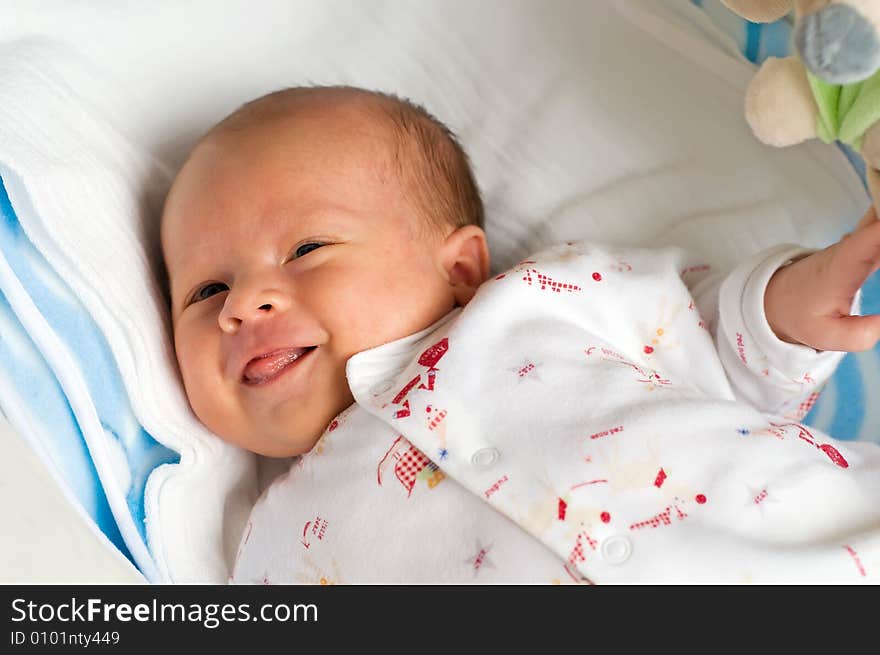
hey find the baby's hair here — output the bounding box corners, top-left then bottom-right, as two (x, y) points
(212, 85), (485, 234)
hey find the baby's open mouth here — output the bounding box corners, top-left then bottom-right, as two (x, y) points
(241, 346), (317, 385)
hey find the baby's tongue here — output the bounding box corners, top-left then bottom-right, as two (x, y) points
(243, 348), (308, 383)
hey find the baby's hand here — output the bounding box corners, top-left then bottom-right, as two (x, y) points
(765, 207), (880, 352)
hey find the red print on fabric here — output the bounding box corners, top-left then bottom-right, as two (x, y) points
(425, 405), (448, 432)
(234, 521), (254, 566)
(472, 546), (492, 573)
(767, 421), (849, 468)
(629, 494), (707, 531)
(465, 542), (495, 577)
(629, 502), (688, 531)
(301, 516), (329, 549)
(569, 479), (608, 490)
(483, 475), (509, 499)
(377, 436), (432, 497)
(843, 545), (867, 577)
(568, 532), (598, 566)
(521, 268), (582, 293)
(507, 358), (543, 382)
(654, 468), (667, 488)
(616, 360), (671, 388)
(585, 346), (671, 388)
(589, 425), (624, 440)
(390, 338), (449, 419)
(558, 498), (568, 521)
(687, 300), (709, 331)
(507, 259), (582, 293)
(787, 392), (821, 421)
(735, 333), (748, 365)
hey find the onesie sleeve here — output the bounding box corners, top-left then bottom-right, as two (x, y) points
(686, 244), (851, 416)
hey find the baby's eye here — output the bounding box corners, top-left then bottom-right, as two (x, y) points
(294, 242), (325, 258)
(192, 282), (228, 303)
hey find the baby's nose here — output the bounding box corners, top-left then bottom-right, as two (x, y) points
(218, 284), (292, 333)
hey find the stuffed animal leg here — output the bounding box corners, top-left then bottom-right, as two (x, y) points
(745, 56), (820, 147)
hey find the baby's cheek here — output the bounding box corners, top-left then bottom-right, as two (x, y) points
(176, 331), (219, 411)
(175, 329), (200, 381)
(376, 273), (450, 338)
(327, 255), (449, 353)
(185, 367), (239, 439)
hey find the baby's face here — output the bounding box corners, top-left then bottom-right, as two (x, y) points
(162, 106), (459, 456)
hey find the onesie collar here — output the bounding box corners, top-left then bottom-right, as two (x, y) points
(345, 308), (461, 401)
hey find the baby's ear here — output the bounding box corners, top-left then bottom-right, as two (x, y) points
(440, 225), (490, 306)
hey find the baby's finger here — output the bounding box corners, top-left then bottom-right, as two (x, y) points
(810, 314), (880, 352)
(830, 214), (880, 296)
(860, 207), (880, 275)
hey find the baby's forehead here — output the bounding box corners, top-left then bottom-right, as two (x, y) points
(215, 91), (403, 153)
(167, 104), (395, 205)
(161, 93), (442, 263)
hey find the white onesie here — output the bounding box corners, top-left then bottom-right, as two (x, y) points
(232, 240), (880, 584)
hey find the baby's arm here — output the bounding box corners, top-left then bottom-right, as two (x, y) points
(683, 208), (880, 415)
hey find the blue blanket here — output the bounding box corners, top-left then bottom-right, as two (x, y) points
(0, 177), (179, 573)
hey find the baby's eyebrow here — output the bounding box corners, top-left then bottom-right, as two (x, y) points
(279, 204), (362, 231)
(167, 237), (225, 295)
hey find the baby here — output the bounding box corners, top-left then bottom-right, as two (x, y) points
(162, 86), (880, 584)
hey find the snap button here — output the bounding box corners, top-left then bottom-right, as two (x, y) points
(600, 535), (632, 565)
(369, 379), (395, 396)
(470, 447), (500, 469)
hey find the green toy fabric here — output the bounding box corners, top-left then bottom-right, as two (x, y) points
(809, 69), (880, 150)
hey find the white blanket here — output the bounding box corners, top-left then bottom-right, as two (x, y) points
(0, 40), (256, 583)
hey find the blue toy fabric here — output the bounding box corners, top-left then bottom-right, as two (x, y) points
(0, 176), (179, 576)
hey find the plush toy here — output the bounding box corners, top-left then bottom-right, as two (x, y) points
(721, 0), (880, 208)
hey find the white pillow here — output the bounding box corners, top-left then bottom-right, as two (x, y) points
(4, 0), (868, 255)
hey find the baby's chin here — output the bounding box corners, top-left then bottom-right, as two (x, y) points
(191, 375), (354, 457)
(232, 422), (328, 458)
(194, 407), (327, 458)
(252, 440), (320, 459)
